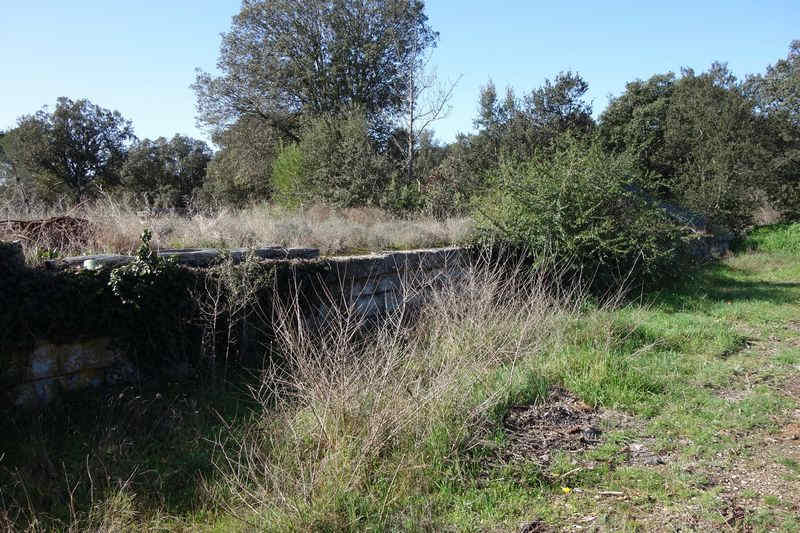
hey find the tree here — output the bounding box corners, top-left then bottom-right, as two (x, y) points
(747, 40), (800, 126)
(7, 97), (135, 201)
(200, 116), (280, 207)
(296, 106), (390, 206)
(476, 135), (689, 290)
(121, 135), (212, 208)
(473, 71), (594, 164)
(391, 46), (459, 186)
(599, 66), (771, 230)
(598, 72), (677, 188)
(745, 41), (800, 219)
(193, 0), (437, 140)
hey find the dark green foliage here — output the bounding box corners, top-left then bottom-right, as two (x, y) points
(295, 107), (391, 207)
(746, 40), (800, 127)
(104, 230), (198, 372)
(4, 97), (135, 201)
(193, 0), (437, 140)
(475, 72), (595, 163)
(270, 142), (305, 208)
(200, 116), (280, 207)
(414, 72), (596, 219)
(745, 41), (800, 219)
(598, 63), (792, 231)
(120, 135), (211, 209)
(109, 230), (183, 307)
(476, 136), (692, 290)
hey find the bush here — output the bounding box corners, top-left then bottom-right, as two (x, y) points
(475, 136), (692, 290)
(270, 143), (305, 208)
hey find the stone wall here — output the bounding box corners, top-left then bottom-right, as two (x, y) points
(1, 245), (468, 408)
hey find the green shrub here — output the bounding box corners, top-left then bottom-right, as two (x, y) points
(270, 143), (305, 208)
(475, 136), (692, 290)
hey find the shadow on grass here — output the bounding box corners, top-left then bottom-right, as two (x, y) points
(0, 373), (258, 528)
(653, 265), (800, 313)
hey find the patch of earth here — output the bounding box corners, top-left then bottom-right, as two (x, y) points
(717, 388), (753, 403)
(706, 408), (800, 517)
(517, 518), (553, 532)
(496, 387), (603, 466)
(781, 375), (800, 398)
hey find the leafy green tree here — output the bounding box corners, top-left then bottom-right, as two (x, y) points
(5, 97), (135, 201)
(664, 66), (769, 230)
(120, 135), (212, 208)
(474, 71), (594, 164)
(599, 66), (772, 230)
(270, 143), (305, 208)
(296, 106), (391, 207)
(193, 0), (437, 140)
(597, 72), (676, 190)
(746, 41), (800, 218)
(200, 117), (280, 207)
(747, 40), (800, 125)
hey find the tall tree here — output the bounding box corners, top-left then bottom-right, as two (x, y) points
(391, 46), (459, 186)
(193, 0), (438, 139)
(7, 97), (135, 201)
(747, 40), (800, 126)
(471, 71), (594, 164)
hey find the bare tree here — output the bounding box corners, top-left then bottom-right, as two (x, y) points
(394, 47), (460, 185)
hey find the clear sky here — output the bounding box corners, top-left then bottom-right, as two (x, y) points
(2, 1), (798, 146)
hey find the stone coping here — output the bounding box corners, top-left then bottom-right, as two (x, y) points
(47, 246), (320, 269)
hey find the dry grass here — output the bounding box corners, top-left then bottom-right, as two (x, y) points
(0, 195), (472, 264)
(210, 253), (587, 530)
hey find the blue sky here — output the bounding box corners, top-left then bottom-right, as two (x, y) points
(2, 1), (797, 146)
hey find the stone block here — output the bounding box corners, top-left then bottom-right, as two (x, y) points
(59, 338), (117, 373)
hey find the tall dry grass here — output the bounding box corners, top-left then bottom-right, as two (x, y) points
(0, 194), (472, 264)
(210, 252), (588, 530)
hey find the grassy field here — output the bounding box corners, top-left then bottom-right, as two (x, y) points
(1, 225), (799, 531)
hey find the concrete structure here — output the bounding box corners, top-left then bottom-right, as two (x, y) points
(2, 246), (468, 408)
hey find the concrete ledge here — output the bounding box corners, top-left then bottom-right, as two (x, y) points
(48, 246), (320, 269)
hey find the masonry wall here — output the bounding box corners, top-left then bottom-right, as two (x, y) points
(1, 244), (468, 408)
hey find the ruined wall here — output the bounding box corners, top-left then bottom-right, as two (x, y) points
(1, 243), (468, 408)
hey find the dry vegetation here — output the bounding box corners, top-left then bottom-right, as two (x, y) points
(209, 255), (586, 529)
(0, 195), (472, 264)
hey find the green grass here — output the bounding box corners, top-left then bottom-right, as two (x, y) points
(739, 222), (800, 255)
(2, 224), (799, 531)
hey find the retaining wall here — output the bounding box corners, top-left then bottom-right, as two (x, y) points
(1, 243), (468, 408)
